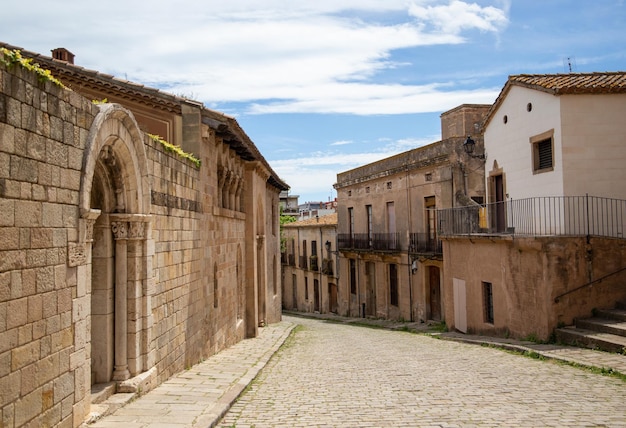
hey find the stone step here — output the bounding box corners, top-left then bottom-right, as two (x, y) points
(576, 317), (626, 338)
(594, 308), (626, 322)
(84, 392), (136, 425)
(556, 326), (626, 353)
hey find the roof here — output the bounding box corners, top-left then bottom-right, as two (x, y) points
(484, 71), (626, 128)
(0, 42), (289, 191)
(284, 213), (337, 228)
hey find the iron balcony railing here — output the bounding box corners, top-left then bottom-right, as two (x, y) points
(409, 233), (443, 254)
(438, 195), (626, 238)
(338, 233), (401, 251)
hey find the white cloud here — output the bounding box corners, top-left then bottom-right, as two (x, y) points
(330, 140), (354, 146)
(1, 0), (509, 115)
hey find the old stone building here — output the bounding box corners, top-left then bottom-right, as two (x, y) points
(333, 105), (490, 322)
(281, 213), (338, 314)
(0, 44), (287, 427)
(440, 72), (626, 341)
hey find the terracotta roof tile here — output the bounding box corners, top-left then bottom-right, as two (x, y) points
(483, 71), (626, 128)
(510, 72), (626, 94)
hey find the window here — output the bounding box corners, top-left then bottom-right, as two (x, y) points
(483, 281), (494, 324)
(348, 207), (354, 238)
(305, 277), (309, 300)
(350, 259), (357, 295)
(389, 264), (398, 306)
(531, 130), (554, 173)
(425, 196), (436, 242)
(366, 205), (373, 247)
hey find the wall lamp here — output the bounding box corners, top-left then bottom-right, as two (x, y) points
(463, 135), (485, 160)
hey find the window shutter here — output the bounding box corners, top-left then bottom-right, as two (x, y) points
(537, 139), (553, 170)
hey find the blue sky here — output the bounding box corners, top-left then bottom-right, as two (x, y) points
(2, 1), (625, 203)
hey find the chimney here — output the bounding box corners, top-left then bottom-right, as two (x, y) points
(51, 48), (75, 64)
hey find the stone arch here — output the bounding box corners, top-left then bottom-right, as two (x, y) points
(80, 103), (150, 216)
(79, 104), (153, 388)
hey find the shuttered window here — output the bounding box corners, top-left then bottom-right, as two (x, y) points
(532, 133), (554, 173)
(537, 139), (553, 170)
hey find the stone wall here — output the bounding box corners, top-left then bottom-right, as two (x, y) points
(0, 55), (282, 427)
(0, 62), (97, 427)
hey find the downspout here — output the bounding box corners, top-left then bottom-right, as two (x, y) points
(319, 222), (323, 313)
(406, 166), (414, 322)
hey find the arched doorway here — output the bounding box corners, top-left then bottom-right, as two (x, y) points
(79, 104), (151, 387)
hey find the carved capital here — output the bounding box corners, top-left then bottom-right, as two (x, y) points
(111, 221), (128, 240)
(128, 221), (145, 240)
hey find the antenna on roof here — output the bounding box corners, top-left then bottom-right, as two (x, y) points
(563, 56), (577, 73)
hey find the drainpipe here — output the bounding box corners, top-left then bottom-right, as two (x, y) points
(406, 166), (414, 322)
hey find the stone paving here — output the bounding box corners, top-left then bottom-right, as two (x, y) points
(219, 316), (626, 428)
(87, 312), (626, 428)
(86, 321), (295, 428)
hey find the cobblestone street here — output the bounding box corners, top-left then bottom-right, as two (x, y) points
(219, 316), (626, 428)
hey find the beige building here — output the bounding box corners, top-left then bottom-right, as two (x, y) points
(440, 72), (626, 340)
(281, 214), (338, 314)
(0, 44), (287, 427)
(334, 105), (490, 322)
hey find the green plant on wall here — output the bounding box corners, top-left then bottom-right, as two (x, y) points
(279, 207), (297, 253)
(147, 133), (201, 168)
(0, 48), (66, 88)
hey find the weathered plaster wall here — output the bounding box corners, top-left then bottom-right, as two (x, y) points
(443, 235), (626, 341)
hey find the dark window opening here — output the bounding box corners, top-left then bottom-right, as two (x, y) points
(389, 264), (398, 306)
(483, 281), (494, 324)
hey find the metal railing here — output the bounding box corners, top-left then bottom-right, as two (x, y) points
(409, 233), (443, 254)
(338, 233), (401, 251)
(438, 195), (626, 238)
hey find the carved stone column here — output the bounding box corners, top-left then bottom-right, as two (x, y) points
(111, 219), (130, 381)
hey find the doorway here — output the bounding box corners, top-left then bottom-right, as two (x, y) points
(427, 266), (441, 321)
(365, 262), (376, 316)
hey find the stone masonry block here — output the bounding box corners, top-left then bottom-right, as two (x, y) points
(0, 198), (14, 226)
(36, 266), (55, 293)
(0, 152), (11, 179)
(42, 292), (58, 319)
(0, 370), (21, 407)
(42, 202), (63, 228)
(14, 386), (43, 427)
(7, 297), (28, 330)
(26, 132), (46, 161)
(54, 371), (74, 405)
(0, 349), (9, 377)
(0, 227), (19, 250)
(31, 228), (53, 249)
(10, 155), (38, 183)
(47, 139), (68, 168)
(0, 328), (18, 354)
(0, 301), (5, 332)
(6, 97), (21, 128)
(0, 122), (15, 153)
(50, 116), (63, 142)
(60, 168), (80, 191)
(14, 200), (42, 227)
(27, 294), (43, 323)
(11, 340), (40, 371)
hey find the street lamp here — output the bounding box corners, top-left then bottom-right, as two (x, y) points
(463, 135), (485, 160)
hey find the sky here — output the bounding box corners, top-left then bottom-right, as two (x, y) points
(1, 1), (625, 203)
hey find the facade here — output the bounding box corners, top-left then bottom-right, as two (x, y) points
(281, 214), (339, 314)
(440, 72), (626, 340)
(279, 191), (299, 216)
(334, 105), (490, 322)
(0, 44), (287, 427)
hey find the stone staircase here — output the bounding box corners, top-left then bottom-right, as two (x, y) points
(556, 306), (626, 353)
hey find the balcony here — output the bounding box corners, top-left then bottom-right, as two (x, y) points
(409, 233), (442, 254)
(338, 233), (401, 252)
(438, 195), (626, 239)
(310, 255), (319, 272)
